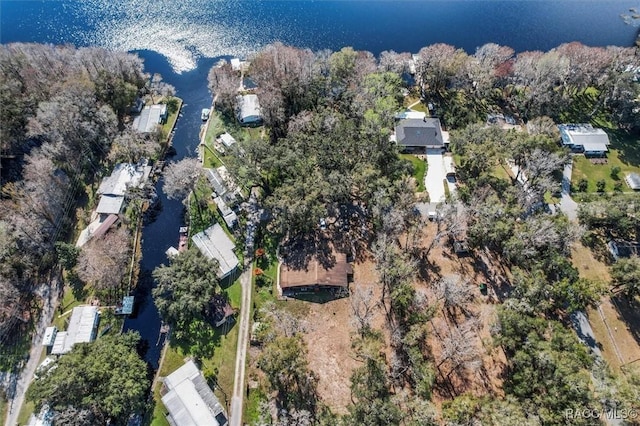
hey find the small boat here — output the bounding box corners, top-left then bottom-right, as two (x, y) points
(201, 108), (211, 121)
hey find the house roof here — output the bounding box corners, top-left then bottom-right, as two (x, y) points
(608, 240), (640, 260)
(559, 124), (610, 152)
(192, 224), (239, 278)
(219, 132), (236, 148)
(132, 104), (167, 133)
(51, 306), (99, 355)
(236, 94), (261, 123)
(42, 327), (57, 346)
(98, 162), (150, 196)
(96, 195), (125, 215)
(395, 118), (444, 147)
(280, 251), (352, 289)
(626, 173), (640, 190)
(92, 214), (119, 239)
(213, 196), (237, 228)
(205, 168), (227, 196)
(162, 360), (227, 426)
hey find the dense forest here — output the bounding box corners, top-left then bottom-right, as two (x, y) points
(208, 41), (640, 424)
(0, 43), (170, 378)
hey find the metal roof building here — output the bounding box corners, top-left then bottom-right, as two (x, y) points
(559, 124), (610, 155)
(51, 306), (99, 355)
(95, 195), (125, 215)
(236, 94), (262, 125)
(97, 162), (151, 196)
(161, 360), (228, 426)
(192, 224), (239, 279)
(132, 104), (167, 133)
(625, 173), (640, 190)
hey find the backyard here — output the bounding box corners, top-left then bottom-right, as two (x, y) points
(571, 131), (640, 193)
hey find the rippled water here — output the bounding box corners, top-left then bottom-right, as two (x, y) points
(2, 0), (637, 74)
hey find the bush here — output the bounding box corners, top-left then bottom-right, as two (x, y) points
(596, 179), (606, 192)
(610, 166), (621, 180)
(577, 178), (589, 193)
(614, 181), (623, 192)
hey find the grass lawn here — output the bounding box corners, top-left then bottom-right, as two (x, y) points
(149, 382), (171, 426)
(161, 97), (183, 138)
(399, 154), (426, 192)
(409, 102), (429, 113)
(16, 400), (34, 426)
(150, 277), (242, 425)
(571, 131), (640, 193)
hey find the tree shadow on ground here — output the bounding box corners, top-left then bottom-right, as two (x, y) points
(611, 131), (640, 168)
(611, 295), (640, 348)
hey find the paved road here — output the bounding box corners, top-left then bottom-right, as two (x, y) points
(229, 189), (259, 426)
(5, 281), (60, 426)
(559, 161), (579, 221)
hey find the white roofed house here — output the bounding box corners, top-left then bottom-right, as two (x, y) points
(161, 360), (228, 426)
(558, 124), (610, 156)
(236, 94), (262, 125)
(51, 306), (99, 355)
(192, 223), (239, 279)
(132, 104), (168, 133)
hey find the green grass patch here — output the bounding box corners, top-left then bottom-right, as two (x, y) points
(571, 132), (640, 193)
(409, 102), (429, 114)
(202, 145), (224, 169)
(16, 400), (34, 426)
(161, 97), (183, 137)
(244, 385), (267, 424)
(149, 382), (171, 426)
(399, 154), (426, 192)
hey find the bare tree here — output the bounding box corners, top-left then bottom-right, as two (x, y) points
(350, 286), (379, 333)
(435, 275), (474, 318)
(162, 157), (202, 202)
(437, 319), (482, 379)
(76, 227), (131, 301)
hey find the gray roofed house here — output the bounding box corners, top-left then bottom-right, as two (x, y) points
(205, 168), (227, 196)
(559, 124), (610, 155)
(394, 117), (444, 152)
(213, 196), (238, 228)
(51, 306), (99, 355)
(98, 162), (151, 196)
(192, 224), (239, 279)
(95, 195), (125, 215)
(162, 360), (228, 426)
(625, 173), (640, 190)
(236, 94), (262, 125)
(133, 104), (168, 133)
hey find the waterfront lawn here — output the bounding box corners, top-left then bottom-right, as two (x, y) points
(150, 277), (242, 425)
(571, 131), (640, 193)
(161, 97), (183, 139)
(202, 145), (224, 169)
(400, 154), (426, 192)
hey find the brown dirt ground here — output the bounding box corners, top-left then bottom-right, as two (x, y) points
(415, 224), (507, 404)
(301, 258), (388, 415)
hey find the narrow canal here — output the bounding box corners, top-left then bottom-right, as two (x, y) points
(122, 52), (218, 369)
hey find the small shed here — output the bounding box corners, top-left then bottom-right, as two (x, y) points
(218, 132), (236, 148)
(115, 296), (134, 315)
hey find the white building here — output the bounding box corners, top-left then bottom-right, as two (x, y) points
(132, 104), (168, 133)
(51, 306), (99, 355)
(162, 360), (228, 426)
(236, 94), (262, 125)
(192, 224), (239, 279)
(559, 124), (610, 156)
(42, 326), (57, 346)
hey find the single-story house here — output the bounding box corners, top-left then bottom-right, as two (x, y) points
(213, 196), (237, 228)
(161, 360), (228, 426)
(192, 224), (239, 279)
(98, 161), (151, 197)
(51, 306), (99, 355)
(279, 249), (353, 297)
(132, 104), (168, 133)
(236, 94), (262, 125)
(95, 194), (125, 215)
(625, 173), (640, 190)
(205, 168), (228, 197)
(608, 240), (640, 261)
(559, 124), (610, 156)
(393, 114), (444, 153)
